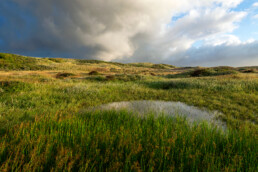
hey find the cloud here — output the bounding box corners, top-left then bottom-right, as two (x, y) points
(203, 35), (241, 46)
(128, 7), (246, 63)
(170, 41), (258, 67)
(253, 14), (258, 19)
(253, 2), (258, 7)
(0, 0), (257, 66)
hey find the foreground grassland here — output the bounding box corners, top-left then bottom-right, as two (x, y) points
(0, 53), (257, 171)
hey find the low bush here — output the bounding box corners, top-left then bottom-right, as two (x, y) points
(88, 71), (100, 75)
(242, 69), (256, 73)
(56, 73), (75, 79)
(106, 75), (116, 81)
(190, 67), (238, 77)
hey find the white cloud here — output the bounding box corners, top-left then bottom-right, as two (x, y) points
(129, 7), (246, 62)
(253, 14), (258, 19)
(253, 2), (258, 7)
(216, 0), (243, 8)
(244, 38), (255, 44)
(203, 35), (241, 46)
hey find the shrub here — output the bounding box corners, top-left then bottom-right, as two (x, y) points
(242, 69), (256, 73)
(106, 75), (116, 81)
(190, 69), (212, 77)
(190, 67), (238, 77)
(88, 71), (100, 75)
(56, 73), (75, 79)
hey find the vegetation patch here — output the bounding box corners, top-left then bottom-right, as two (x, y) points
(47, 58), (66, 63)
(151, 64), (176, 69)
(0, 81), (33, 93)
(127, 63), (175, 69)
(0, 53), (257, 171)
(238, 68), (257, 73)
(87, 74), (145, 82)
(243, 69), (255, 73)
(56, 72), (75, 79)
(76, 59), (106, 65)
(86, 76), (107, 82)
(0, 53), (51, 70)
(166, 72), (192, 78)
(76, 59), (125, 67)
(0, 111), (256, 171)
(88, 71), (100, 75)
(147, 81), (197, 90)
(105, 75), (116, 81)
(190, 67), (238, 77)
(111, 74), (144, 82)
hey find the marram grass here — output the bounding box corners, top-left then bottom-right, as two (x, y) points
(0, 111), (257, 171)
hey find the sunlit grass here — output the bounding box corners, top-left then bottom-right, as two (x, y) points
(0, 111), (257, 171)
(0, 75), (257, 130)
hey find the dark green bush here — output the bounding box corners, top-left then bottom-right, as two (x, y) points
(56, 73), (75, 79)
(88, 71), (100, 75)
(190, 69), (212, 77)
(190, 67), (238, 77)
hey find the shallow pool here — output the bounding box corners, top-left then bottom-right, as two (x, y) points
(86, 100), (226, 128)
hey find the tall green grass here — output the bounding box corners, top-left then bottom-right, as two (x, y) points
(0, 76), (257, 133)
(0, 111), (257, 171)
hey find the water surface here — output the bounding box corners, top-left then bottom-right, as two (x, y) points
(87, 100), (226, 128)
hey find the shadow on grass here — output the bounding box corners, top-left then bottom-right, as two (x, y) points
(144, 80), (202, 90)
(85, 74), (146, 82)
(0, 81), (33, 93)
(164, 67), (239, 79)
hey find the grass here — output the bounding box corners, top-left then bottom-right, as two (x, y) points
(0, 53), (257, 171)
(190, 67), (238, 77)
(0, 53), (51, 70)
(0, 111), (257, 171)
(167, 67), (240, 78)
(56, 73), (76, 79)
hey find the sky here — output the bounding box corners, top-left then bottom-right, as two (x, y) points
(0, 0), (258, 67)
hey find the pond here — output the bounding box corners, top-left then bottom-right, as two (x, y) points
(86, 100), (226, 128)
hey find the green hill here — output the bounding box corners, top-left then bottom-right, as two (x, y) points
(0, 53), (52, 70)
